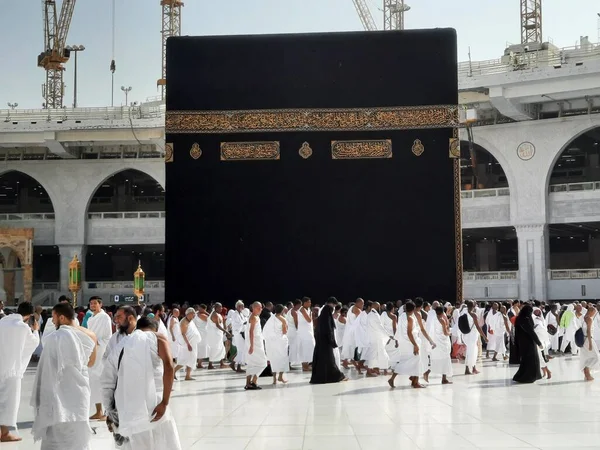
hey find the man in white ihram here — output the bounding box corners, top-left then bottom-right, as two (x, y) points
(0, 301), (40, 442)
(86, 296), (114, 420)
(31, 303), (97, 450)
(41, 295), (79, 344)
(102, 307), (181, 450)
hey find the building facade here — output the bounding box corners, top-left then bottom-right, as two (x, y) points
(1, 38), (600, 305)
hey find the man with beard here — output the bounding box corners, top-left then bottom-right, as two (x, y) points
(87, 296), (113, 421)
(102, 308), (181, 449)
(31, 303), (97, 449)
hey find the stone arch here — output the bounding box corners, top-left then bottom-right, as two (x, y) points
(84, 167), (165, 214)
(545, 123), (600, 190)
(0, 169), (58, 213)
(459, 140), (511, 190)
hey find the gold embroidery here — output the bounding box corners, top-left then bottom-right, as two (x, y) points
(166, 105), (459, 134)
(453, 154), (463, 303)
(165, 143), (174, 163)
(190, 143), (202, 159)
(220, 142), (280, 161)
(299, 142), (313, 159)
(449, 136), (460, 158)
(412, 139), (425, 157)
(331, 140), (392, 159)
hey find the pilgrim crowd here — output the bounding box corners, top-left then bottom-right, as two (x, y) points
(0, 295), (599, 449)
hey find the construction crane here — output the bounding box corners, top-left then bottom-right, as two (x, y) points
(352, 0), (377, 31)
(520, 0), (542, 44)
(38, 0), (77, 109)
(158, 0), (184, 101)
(383, 0), (411, 31)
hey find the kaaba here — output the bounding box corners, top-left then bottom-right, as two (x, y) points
(165, 29), (461, 306)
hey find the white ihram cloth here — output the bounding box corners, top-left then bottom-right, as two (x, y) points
(245, 319), (268, 376)
(416, 312), (431, 371)
(177, 319), (201, 369)
(231, 311), (248, 364)
(286, 309), (299, 365)
(195, 316), (210, 360)
(430, 317), (453, 376)
(362, 310), (389, 369)
(86, 310), (113, 405)
(581, 318), (600, 372)
(31, 325), (95, 450)
(42, 316), (79, 345)
(168, 317), (182, 359)
(334, 316), (346, 353)
(533, 309), (550, 370)
(485, 311), (505, 353)
(263, 315), (289, 373)
(547, 312), (560, 351)
(206, 313), (226, 362)
(0, 314), (39, 429)
(392, 313), (421, 377)
(460, 311), (479, 368)
(104, 330), (182, 450)
(355, 311), (369, 358)
(381, 312), (399, 363)
(156, 319), (169, 339)
(594, 313), (600, 351)
(340, 309), (359, 360)
(297, 308), (315, 363)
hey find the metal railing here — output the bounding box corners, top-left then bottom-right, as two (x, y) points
(1, 103), (165, 123)
(87, 280), (165, 289)
(0, 213), (55, 221)
(32, 282), (60, 291)
(87, 211), (165, 219)
(459, 43), (600, 78)
(461, 187), (510, 199)
(463, 271), (518, 281)
(549, 181), (600, 193)
(549, 269), (600, 280)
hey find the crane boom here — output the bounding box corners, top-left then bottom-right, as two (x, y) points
(38, 0), (77, 109)
(352, 0), (378, 31)
(158, 0), (184, 101)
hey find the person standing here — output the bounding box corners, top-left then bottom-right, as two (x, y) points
(206, 303), (229, 369)
(245, 302), (268, 390)
(0, 301), (40, 442)
(297, 297), (315, 372)
(388, 301), (425, 389)
(533, 307), (552, 379)
(430, 306), (453, 384)
(460, 300), (487, 375)
(31, 303), (97, 450)
(310, 305), (347, 384)
(263, 304), (290, 384)
(340, 299), (364, 369)
(364, 302), (391, 377)
(174, 308), (201, 381)
(152, 304), (169, 339)
(560, 304), (577, 355)
(512, 304), (543, 384)
(86, 296), (113, 421)
(102, 312), (181, 449)
(581, 305), (600, 382)
(230, 301), (248, 372)
(168, 308), (182, 364)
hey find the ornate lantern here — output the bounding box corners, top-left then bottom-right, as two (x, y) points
(133, 261), (145, 305)
(68, 254), (82, 308)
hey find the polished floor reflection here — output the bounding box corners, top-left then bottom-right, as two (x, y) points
(4, 355), (600, 450)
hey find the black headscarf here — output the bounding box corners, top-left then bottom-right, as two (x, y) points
(316, 304), (336, 345)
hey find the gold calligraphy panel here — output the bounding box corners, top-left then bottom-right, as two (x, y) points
(220, 141), (280, 161)
(166, 105), (459, 134)
(165, 143), (174, 163)
(331, 140), (392, 159)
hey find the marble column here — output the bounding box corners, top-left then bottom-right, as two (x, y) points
(0, 267), (6, 302)
(516, 224), (549, 301)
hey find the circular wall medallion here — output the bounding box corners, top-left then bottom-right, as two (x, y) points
(299, 142), (313, 159)
(517, 141), (535, 161)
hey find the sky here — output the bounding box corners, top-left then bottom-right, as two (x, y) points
(1, 0), (598, 109)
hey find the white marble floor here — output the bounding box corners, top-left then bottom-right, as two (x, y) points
(3, 355), (600, 450)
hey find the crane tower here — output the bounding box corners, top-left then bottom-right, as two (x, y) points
(38, 0), (77, 109)
(520, 0), (542, 44)
(383, 0), (411, 31)
(158, 0), (184, 100)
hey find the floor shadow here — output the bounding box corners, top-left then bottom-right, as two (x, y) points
(334, 385), (412, 396)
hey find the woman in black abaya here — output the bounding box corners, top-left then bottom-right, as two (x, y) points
(310, 305), (347, 384)
(512, 304), (543, 384)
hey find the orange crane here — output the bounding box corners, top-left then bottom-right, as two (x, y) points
(158, 0), (184, 101)
(38, 0), (77, 109)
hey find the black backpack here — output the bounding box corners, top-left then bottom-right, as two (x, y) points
(458, 313), (473, 334)
(574, 327), (585, 348)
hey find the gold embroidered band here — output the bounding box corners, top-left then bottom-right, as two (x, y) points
(220, 141), (280, 161)
(166, 105), (458, 134)
(331, 140), (392, 159)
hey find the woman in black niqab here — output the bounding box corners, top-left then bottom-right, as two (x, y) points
(310, 305), (347, 384)
(512, 304), (543, 383)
